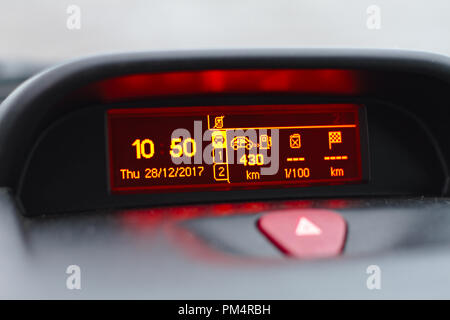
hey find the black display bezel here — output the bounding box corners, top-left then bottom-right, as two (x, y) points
(16, 94), (447, 215)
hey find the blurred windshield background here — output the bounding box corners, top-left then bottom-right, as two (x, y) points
(0, 0), (449, 74)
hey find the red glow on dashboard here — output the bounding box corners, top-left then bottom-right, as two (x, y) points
(91, 69), (362, 102)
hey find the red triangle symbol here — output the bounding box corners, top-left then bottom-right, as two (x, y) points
(295, 217), (322, 236)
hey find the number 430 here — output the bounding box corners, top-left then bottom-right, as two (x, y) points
(240, 154), (264, 166)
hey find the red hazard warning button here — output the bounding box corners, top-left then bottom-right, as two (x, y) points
(257, 209), (347, 259)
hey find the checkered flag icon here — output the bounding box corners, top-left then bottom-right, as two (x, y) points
(328, 131), (342, 149)
(329, 131), (342, 143)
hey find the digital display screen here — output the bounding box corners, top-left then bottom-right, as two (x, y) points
(107, 104), (366, 193)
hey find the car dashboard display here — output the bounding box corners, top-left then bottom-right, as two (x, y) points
(107, 104), (366, 193)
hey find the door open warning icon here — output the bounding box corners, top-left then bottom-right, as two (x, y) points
(295, 217), (322, 236)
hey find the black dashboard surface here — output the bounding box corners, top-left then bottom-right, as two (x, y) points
(2, 192), (450, 299)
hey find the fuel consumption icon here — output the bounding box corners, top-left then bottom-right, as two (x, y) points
(289, 133), (301, 149)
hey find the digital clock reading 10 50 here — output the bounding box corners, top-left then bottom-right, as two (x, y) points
(107, 104), (368, 194)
